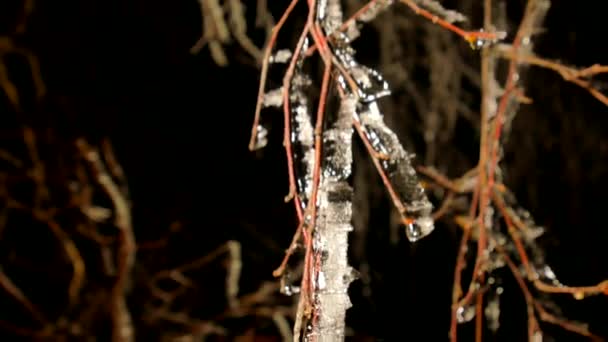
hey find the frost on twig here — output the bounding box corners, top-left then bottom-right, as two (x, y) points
(414, 0), (468, 23)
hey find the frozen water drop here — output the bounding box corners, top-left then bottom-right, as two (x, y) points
(270, 49), (292, 64)
(534, 265), (562, 286)
(456, 304), (476, 323)
(468, 31), (507, 50)
(279, 270), (300, 296)
(280, 284), (300, 296)
(251, 125), (268, 150)
(405, 216), (435, 242)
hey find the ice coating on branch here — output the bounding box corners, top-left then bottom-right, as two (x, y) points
(416, 0), (467, 23)
(358, 0), (394, 22)
(310, 96), (357, 342)
(350, 65), (391, 102)
(469, 30), (508, 50)
(288, 39), (316, 210)
(317, 0), (344, 34)
(328, 13), (433, 242)
(331, 34), (391, 103)
(358, 102), (435, 241)
(322, 96), (356, 182)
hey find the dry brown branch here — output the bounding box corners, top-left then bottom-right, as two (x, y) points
(497, 46), (608, 106)
(191, 0), (264, 65)
(0, 267), (47, 325)
(77, 139), (135, 342)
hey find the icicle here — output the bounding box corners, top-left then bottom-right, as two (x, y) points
(358, 102), (435, 242)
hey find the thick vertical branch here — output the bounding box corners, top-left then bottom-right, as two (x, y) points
(309, 96), (357, 342)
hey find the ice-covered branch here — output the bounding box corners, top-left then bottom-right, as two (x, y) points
(308, 96), (358, 341)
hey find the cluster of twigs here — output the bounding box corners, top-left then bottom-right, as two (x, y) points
(1, 2), (294, 340)
(1, 132), (292, 339)
(249, 0), (511, 339)
(0, 128), (135, 340)
(191, 0), (273, 65)
(413, 0), (608, 341)
(2, 3), (135, 338)
(251, 0), (608, 340)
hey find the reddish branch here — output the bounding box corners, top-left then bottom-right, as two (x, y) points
(251, 0), (509, 339)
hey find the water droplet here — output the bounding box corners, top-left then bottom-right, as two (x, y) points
(405, 216), (435, 242)
(280, 270), (301, 296)
(358, 102), (435, 242)
(251, 125), (268, 150)
(456, 304), (476, 323)
(280, 283), (300, 296)
(468, 31), (507, 50)
(534, 265), (562, 286)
